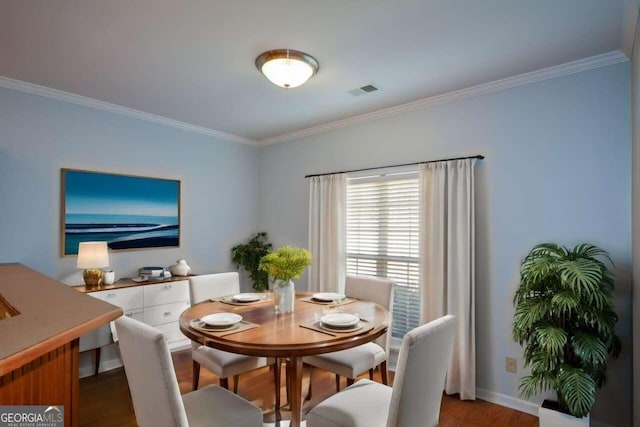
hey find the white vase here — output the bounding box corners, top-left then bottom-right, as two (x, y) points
(539, 401), (590, 427)
(170, 259), (191, 276)
(273, 279), (295, 313)
(102, 270), (115, 285)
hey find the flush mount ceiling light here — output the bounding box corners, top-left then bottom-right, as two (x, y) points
(255, 49), (319, 89)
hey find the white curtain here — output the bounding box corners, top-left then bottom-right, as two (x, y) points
(419, 158), (476, 400)
(308, 174), (347, 293)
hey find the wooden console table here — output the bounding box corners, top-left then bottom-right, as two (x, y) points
(0, 263), (122, 427)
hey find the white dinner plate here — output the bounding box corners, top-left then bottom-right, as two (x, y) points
(232, 293), (262, 302)
(201, 312), (243, 327)
(321, 313), (360, 328)
(312, 292), (346, 302)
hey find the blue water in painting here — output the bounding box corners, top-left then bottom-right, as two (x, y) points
(65, 214), (179, 255)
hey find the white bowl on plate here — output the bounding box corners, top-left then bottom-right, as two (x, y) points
(321, 313), (360, 328)
(201, 313), (243, 327)
(312, 292), (346, 302)
(232, 293), (261, 302)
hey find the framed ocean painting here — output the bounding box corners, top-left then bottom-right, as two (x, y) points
(61, 169), (180, 256)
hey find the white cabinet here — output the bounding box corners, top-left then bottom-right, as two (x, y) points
(141, 281), (191, 348)
(144, 282), (189, 306)
(143, 301), (190, 326)
(91, 286), (144, 311)
(78, 278), (192, 375)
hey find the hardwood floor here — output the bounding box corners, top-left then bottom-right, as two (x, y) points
(79, 349), (538, 426)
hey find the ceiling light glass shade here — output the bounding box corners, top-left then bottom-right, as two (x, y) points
(256, 49), (319, 88)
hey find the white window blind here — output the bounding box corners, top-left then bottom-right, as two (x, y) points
(346, 172), (420, 338)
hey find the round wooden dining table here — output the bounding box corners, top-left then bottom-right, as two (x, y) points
(179, 292), (390, 427)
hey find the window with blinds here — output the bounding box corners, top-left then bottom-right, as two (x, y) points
(346, 171), (420, 338)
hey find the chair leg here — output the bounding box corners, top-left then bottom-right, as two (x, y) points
(220, 377), (229, 389)
(346, 377), (355, 387)
(233, 374), (239, 393)
(369, 368), (374, 380)
(192, 361), (201, 391)
(335, 374), (341, 392)
(285, 359), (291, 404)
(380, 360), (389, 385)
(94, 347), (101, 377)
(274, 358), (281, 412)
(305, 365), (313, 401)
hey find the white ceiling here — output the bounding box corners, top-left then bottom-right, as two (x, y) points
(0, 1), (637, 145)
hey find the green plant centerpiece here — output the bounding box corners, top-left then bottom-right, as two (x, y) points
(231, 232), (272, 291)
(513, 243), (621, 419)
(259, 246), (312, 313)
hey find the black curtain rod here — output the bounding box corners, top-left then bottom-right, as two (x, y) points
(304, 154), (485, 178)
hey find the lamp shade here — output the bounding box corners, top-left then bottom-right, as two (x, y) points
(256, 49), (319, 88)
(77, 241), (109, 268)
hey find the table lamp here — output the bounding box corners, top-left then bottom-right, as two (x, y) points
(77, 241), (110, 287)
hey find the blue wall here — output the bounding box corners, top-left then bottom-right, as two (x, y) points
(258, 63), (631, 426)
(0, 87), (260, 285)
(0, 61), (631, 425)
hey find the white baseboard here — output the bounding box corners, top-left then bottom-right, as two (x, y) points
(475, 389), (618, 427)
(475, 388), (539, 416)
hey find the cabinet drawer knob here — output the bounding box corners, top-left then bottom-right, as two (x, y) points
(107, 293), (117, 298)
(164, 285), (172, 290)
(164, 312), (171, 316)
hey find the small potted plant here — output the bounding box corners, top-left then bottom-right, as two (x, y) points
(231, 232), (272, 291)
(259, 245), (312, 313)
(513, 243), (621, 426)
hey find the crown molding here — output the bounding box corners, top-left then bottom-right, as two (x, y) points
(257, 50), (629, 146)
(0, 76), (257, 146)
(0, 50), (628, 148)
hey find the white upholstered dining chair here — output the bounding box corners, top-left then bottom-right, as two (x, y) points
(304, 275), (394, 396)
(306, 315), (456, 427)
(189, 273), (268, 392)
(115, 316), (262, 427)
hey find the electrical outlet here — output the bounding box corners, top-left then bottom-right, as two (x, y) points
(506, 357), (517, 373)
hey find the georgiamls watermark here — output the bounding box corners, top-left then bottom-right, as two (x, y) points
(0, 406), (63, 427)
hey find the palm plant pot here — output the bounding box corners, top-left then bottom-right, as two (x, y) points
(539, 400), (589, 427)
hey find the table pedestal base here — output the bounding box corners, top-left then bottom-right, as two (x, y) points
(286, 357), (304, 427)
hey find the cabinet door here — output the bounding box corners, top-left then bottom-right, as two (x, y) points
(123, 308), (144, 322)
(81, 288), (143, 351)
(109, 309), (144, 343)
(143, 281), (189, 307)
(143, 301), (190, 326)
(91, 287), (144, 311)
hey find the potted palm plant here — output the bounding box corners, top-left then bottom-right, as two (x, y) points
(231, 232), (272, 291)
(513, 243), (621, 426)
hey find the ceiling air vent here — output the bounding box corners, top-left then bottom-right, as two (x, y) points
(348, 83), (380, 96)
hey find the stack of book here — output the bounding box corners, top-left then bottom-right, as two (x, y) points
(138, 266), (165, 278)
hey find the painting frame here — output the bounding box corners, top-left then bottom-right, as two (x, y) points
(61, 169), (181, 256)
